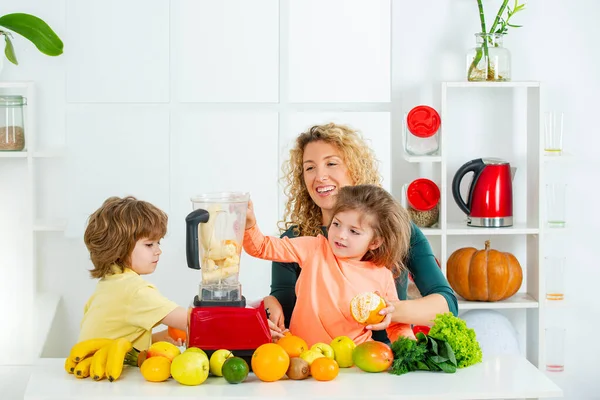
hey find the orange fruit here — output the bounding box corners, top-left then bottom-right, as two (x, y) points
(251, 343), (290, 382)
(350, 292), (386, 325)
(283, 331), (293, 337)
(277, 335), (308, 358)
(168, 327), (187, 342)
(310, 357), (339, 381)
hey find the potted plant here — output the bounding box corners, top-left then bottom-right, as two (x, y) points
(0, 12), (63, 68)
(467, 0), (525, 82)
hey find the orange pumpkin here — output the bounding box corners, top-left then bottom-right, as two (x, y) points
(447, 240), (523, 302)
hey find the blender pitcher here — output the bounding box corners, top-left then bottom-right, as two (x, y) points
(185, 192), (249, 305)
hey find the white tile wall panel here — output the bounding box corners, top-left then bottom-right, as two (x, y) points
(288, 0), (391, 102)
(172, 0), (279, 103)
(66, 0), (170, 103)
(65, 105), (171, 238)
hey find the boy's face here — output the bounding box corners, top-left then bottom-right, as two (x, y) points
(129, 238), (162, 275)
(327, 210), (382, 261)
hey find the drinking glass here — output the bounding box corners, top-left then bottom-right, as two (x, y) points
(546, 183), (567, 227)
(544, 112), (564, 155)
(545, 327), (565, 372)
(545, 257), (565, 301)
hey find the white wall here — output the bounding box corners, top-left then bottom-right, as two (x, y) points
(0, 0), (598, 397)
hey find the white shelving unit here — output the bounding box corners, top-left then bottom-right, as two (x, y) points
(0, 81), (63, 365)
(403, 81), (555, 369)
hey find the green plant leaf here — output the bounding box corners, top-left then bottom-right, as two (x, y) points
(0, 13), (63, 56)
(3, 33), (18, 65)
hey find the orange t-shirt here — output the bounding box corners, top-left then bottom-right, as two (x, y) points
(243, 225), (414, 346)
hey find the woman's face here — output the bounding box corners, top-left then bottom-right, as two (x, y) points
(302, 141), (354, 221)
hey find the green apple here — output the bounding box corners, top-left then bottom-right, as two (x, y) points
(330, 336), (356, 368)
(171, 352), (209, 385)
(310, 342), (335, 359)
(299, 349), (325, 365)
(209, 349), (234, 377)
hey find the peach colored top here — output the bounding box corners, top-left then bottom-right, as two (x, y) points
(243, 225), (414, 347)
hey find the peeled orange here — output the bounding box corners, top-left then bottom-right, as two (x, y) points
(350, 292), (386, 325)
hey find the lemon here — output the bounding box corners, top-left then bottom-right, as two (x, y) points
(140, 356), (171, 382)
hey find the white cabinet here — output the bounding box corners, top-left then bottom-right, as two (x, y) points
(0, 81), (62, 365)
(402, 81), (554, 368)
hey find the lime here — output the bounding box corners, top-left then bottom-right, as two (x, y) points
(221, 357), (249, 384)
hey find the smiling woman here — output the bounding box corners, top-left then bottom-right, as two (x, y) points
(265, 123), (459, 343)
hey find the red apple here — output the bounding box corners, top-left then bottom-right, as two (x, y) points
(352, 341), (393, 373)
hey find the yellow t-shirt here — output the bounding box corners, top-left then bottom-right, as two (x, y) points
(78, 266), (179, 351)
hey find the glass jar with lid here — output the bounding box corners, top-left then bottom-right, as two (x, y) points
(404, 105), (440, 156)
(0, 95), (27, 151)
(406, 178), (440, 228)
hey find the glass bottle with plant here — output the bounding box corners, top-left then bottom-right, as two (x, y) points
(0, 13), (64, 67)
(467, 0), (525, 82)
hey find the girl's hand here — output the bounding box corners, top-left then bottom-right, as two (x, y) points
(365, 300), (396, 331)
(246, 199), (257, 230)
(268, 319), (286, 341)
(264, 295), (285, 331)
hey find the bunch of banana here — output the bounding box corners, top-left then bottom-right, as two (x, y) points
(65, 338), (143, 382)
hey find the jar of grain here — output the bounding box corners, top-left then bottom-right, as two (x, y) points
(406, 178), (440, 228)
(0, 95), (27, 151)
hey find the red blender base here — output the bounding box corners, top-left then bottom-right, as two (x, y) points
(187, 298), (271, 363)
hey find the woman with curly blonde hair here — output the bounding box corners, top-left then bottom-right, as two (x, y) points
(265, 123), (458, 344)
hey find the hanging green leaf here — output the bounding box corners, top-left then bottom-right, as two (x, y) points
(0, 13), (63, 57)
(3, 33), (18, 65)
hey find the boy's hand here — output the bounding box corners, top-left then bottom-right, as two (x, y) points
(245, 199), (257, 230)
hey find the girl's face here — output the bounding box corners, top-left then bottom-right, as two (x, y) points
(328, 210), (382, 261)
(129, 238), (162, 275)
(302, 141), (354, 223)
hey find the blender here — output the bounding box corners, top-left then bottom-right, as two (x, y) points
(185, 192), (271, 360)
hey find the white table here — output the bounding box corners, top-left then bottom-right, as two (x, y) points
(24, 356), (562, 400)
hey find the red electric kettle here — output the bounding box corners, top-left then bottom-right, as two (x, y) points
(452, 158), (515, 227)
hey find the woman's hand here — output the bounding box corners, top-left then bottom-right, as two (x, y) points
(365, 300), (396, 331)
(246, 199), (256, 230)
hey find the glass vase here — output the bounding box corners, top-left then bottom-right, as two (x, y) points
(466, 33), (511, 82)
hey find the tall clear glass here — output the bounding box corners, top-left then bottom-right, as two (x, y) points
(544, 112), (564, 155)
(546, 184), (567, 228)
(545, 257), (566, 301)
(466, 33), (511, 82)
(545, 327), (566, 372)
